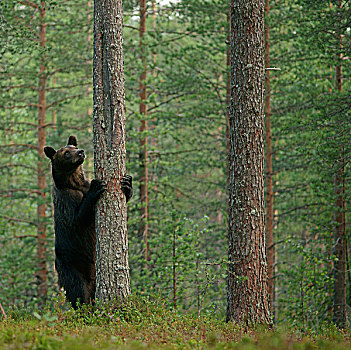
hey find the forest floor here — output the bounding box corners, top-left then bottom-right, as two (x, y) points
(0, 295), (350, 349)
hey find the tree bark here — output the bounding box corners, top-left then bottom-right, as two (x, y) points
(225, 4), (231, 188)
(226, 0), (271, 324)
(37, 0), (48, 302)
(264, 0), (274, 320)
(172, 227), (177, 309)
(333, 11), (346, 327)
(93, 0), (130, 302)
(139, 0), (149, 262)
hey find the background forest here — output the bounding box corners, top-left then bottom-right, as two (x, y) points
(0, 0), (350, 332)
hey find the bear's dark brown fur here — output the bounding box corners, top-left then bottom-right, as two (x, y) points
(44, 136), (132, 308)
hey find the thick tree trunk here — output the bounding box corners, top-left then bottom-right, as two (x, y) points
(139, 0), (149, 262)
(93, 0), (130, 302)
(333, 17), (346, 327)
(37, 0), (48, 302)
(226, 0), (271, 324)
(264, 0), (274, 320)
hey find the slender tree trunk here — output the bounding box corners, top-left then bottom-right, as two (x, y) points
(52, 77), (57, 132)
(264, 0), (274, 320)
(226, 0), (271, 324)
(151, 0), (157, 67)
(93, 0), (130, 302)
(333, 13), (346, 327)
(173, 227), (177, 309)
(139, 0), (149, 262)
(225, 5), (231, 187)
(37, 0), (48, 302)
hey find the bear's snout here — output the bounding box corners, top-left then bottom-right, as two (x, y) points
(77, 149), (85, 158)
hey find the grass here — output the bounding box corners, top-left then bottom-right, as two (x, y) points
(1, 295), (351, 349)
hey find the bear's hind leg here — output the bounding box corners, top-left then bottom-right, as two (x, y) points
(56, 260), (89, 309)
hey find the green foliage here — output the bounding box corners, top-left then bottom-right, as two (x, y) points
(269, 0), (350, 330)
(130, 212), (226, 315)
(0, 0), (94, 308)
(124, 0), (228, 317)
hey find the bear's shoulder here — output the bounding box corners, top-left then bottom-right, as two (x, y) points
(53, 186), (85, 204)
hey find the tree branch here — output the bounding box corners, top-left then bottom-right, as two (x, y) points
(46, 94), (82, 109)
(0, 303), (6, 319)
(0, 143), (38, 150)
(0, 215), (37, 226)
(19, 0), (39, 8)
(0, 188), (42, 195)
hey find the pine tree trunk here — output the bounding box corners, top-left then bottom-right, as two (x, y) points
(333, 150), (345, 327)
(139, 0), (149, 262)
(333, 13), (346, 327)
(37, 0), (48, 302)
(264, 0), (274, 320)
(226, 0), (271, 324)
(93, 0), (130, 302)
(151, 0), (157, 66)
(225, 5), (231, 187)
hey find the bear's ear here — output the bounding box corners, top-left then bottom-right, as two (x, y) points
(67, 135), (78, 146)
(44, 146), (56, 160)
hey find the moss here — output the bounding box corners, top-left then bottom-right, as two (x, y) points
(1, 295), (350, 349)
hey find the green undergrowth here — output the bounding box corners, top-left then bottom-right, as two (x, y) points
(1, 294), (350, 349)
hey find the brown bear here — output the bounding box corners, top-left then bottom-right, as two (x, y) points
(44, 135), (132, 308)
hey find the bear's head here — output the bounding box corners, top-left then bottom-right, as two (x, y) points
(44, 136), (86, 173)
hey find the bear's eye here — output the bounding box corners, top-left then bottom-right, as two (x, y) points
(64, 151), (70, 158)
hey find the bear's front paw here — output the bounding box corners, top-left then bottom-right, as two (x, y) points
(121, 175), (133, 202)
(89, 179), (106, 199)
